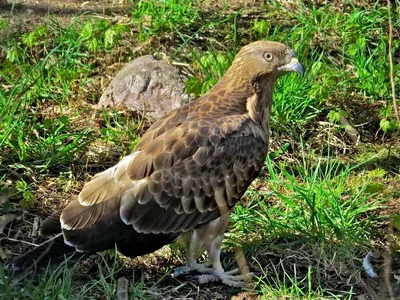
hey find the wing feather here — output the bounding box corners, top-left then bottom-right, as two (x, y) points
(119, 117), (268, 233)
(78, 153), (138, 206)
(61, 196), (120, 230)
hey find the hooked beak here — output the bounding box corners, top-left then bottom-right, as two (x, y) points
(278, 56), (304, 76)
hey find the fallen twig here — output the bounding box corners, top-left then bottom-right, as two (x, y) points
(1, 237), (38, 247)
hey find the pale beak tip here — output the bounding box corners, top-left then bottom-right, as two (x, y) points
(277, 57), (304, 76)
(289, 57), (304, 76)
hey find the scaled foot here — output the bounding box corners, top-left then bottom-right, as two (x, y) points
(197, 268), (253, 288)
(173, 264), (253, 287)
(172, 262), (213, 277)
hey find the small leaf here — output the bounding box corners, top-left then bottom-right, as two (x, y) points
(185, 76), (202, 96)
(87, 37), (98, 52)
(380, 118), (391, 133)
(23, 31), (36, 47)
(328, 110), (341, 123)
(380, 106), (392, 118)
(59, 115), (70, 126)
(80, 21), (93, 40)
(23, 190), (35, 209)
(6, 46), (19, 63)
(253, 20), (270, 36)
(104, 28), (116, 48)
(368, 168), (387, 179)
(0, 17), (8, 30)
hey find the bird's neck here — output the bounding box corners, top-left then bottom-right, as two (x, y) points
(207, 75), (275, 133)
(246, 78), (275, 133)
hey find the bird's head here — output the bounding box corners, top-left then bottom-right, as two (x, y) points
(226, 40), (304, 86)
(211, 41), (304, 129)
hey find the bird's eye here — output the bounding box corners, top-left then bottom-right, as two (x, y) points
(264, 52), (273, 61)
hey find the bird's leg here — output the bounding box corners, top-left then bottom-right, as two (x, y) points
(199, 211), (253, 287)
(196, 234), (253, 288)
(172, 256), (213, 276)
(172, 230), (212, 277)
(173, 212), (253, 287)
(172, 217), (227, 277)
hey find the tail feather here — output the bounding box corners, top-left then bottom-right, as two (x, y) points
(9, 234), (83, 277)
(40, 214), (62, 236)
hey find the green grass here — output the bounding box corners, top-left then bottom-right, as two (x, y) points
(0, 0), (399, 299)
(0, 255), (168, 300)
(0, 17), (130, 173)
(132, 0), (200, 41)
(229, 153), (383, 246)
(225, 150), (384, 297)
(254, 263), (353, 299)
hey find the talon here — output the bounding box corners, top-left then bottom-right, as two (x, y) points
(219, 272), (254, 287)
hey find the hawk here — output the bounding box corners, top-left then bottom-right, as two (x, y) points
(10, 41), (303, 287)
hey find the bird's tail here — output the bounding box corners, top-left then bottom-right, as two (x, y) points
(8, 234), (84, 278)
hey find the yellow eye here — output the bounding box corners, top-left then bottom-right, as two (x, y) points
(264, 52), (273, 61)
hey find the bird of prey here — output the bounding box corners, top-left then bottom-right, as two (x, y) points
(10, 40), (303, 287)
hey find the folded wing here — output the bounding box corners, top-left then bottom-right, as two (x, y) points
(59, 108), (268, 254)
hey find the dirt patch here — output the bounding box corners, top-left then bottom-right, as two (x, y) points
(0, 0), (128, 40)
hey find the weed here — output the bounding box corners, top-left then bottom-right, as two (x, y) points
(100, 108), (141, 150)
(15, 179), (35, 208)
(79, 19), (128, 52)
(251, 252), (356, 299)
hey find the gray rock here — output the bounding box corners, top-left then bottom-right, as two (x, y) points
(98, 55), (193, 120)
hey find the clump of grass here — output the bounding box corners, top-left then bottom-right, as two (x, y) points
(267, 3), (399, 133)
(229, 152), (383, 247)
(132, 0), (200, 41)
(254, 263), (353, 299)
(0, 260), (77, 299)
(100, 108), (142, 151)
(227, 150), (383, 297)
(0, 254), (162, 299)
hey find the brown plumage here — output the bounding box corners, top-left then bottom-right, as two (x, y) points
(10, 41), (303, 286)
